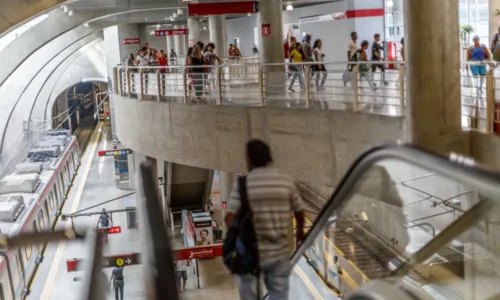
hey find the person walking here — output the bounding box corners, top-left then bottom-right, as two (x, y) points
(204, 42), (222, 89)
(491, 27), (500, 62)
(371, 33), (389, 86)
(127, 53), (135, 66)
(225, 139), (305, 300)
(313, 39), (327, 91)
(467, 35), (491, 92)
(175, 260), (190, 292)
(169, 49), (177, 65)
(351, 40), (378, 92)
(187, 44), (206, 102)
(347, 31), (358, 60)
(109, 265), (124, 300)
(135, 47), (149, 67)
(288, 43), (306, 92)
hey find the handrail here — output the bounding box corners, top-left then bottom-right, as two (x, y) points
(289, 144), (500, 277)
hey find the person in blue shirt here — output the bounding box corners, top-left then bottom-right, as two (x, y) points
(109, 265), (124, 300)
(467, 35), (491, 92)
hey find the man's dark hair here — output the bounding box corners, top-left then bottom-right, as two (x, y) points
(246, 139), (272, 168)
(374, 33), (380, 38)
(208, 42), (215, 49)
(351, 31), (357, 37)
(141, 47), (148, 51)
(361, 40), (369, 47)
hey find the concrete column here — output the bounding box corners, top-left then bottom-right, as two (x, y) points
(188, 17), (200, 47)
(490, 0), (500, 39)
(404, 0), (466, 155)
(173, 25), (186, 56)
(208, 15), (227, 58)
(219, 171), (233, 236)
(257, 0), (284, 92)
(157, 160), (168, 226)
(166, 34), (174, 54)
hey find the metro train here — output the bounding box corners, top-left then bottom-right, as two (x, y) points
(0, 129), (80, 300)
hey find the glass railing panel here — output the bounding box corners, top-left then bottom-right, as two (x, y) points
(296, 151), (500, 299)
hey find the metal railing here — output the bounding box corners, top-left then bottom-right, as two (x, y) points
(113, 60), (500, 133)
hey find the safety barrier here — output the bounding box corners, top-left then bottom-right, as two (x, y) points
(113, 60), (500, 133)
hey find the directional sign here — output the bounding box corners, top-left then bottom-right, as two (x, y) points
(97, 226), (122, 234)
(66, 253), (140, 272)
(174, 244), (223, 260)
(98, 148), (132, 157)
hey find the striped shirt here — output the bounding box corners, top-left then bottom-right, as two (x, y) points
(227, 167), (303, 264)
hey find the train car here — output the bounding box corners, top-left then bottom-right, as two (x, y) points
(0, 129), (80, 300)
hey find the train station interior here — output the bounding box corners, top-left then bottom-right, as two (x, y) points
(0, 0), (500, 299)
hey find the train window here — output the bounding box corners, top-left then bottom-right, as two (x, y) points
(24, 245), (32, 261)
(38, 211), (45, 230)
(48, 192), (54, 210)
(53, 184), (60, 207)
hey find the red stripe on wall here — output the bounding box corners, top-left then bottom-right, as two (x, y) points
(346, 8), (385, 18)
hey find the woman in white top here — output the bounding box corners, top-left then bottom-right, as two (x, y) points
(313, 39), (327, 91)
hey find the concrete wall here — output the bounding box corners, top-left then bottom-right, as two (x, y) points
(113, 95), (404, 186)
(117, 24), (141, 61)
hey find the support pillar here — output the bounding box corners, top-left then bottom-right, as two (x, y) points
(219, 171), (233, 236)
(208, 15), (227, 57)
(490, 0), (500, 39)
(174, 25), (186, 56)
(257, 0), (284, 93)
(404, 0), (466, 155)
(188, 17), (200, 47)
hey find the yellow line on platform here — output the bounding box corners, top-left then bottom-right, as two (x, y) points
(294, 264), (324, 300)
(39, 126), (102, 300)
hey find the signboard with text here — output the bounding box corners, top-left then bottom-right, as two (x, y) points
(66, 253), (140, 272)
(262, 24), (271, 36)
(123, 38), (140, 44)
(174, 244), (223, 260)
(155, 29), (188, 36)
(98, 148), (132, 157)
(188, 2), (257, 16)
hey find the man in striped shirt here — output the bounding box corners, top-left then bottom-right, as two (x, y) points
(225, 139), (305, 300)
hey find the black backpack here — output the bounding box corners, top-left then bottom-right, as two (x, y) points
(223, 176), (260, 276)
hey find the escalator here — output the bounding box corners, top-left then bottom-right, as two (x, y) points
(78, 144), (500, 300)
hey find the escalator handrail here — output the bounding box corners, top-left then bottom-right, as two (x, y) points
(290, 143), (500, 267)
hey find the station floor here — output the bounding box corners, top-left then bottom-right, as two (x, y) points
(27, 124), (339, 300)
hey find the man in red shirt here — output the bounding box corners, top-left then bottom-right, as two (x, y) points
(228, 43), (234, 57)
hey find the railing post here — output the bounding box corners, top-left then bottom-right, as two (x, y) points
(156, 69), (162, 102)
(183, 68), (188, 104)
(126, 69), (132, 96)
(352, 66), (360, 111)
(139, 69), (145, 101)
(399, 65), (406, 116)
(117, 68), (123, 96)
(258, 66), (264, 106)
(486, 68), (495, 134)
(216, 66), (222, 105)
(305, 66), (311, 108)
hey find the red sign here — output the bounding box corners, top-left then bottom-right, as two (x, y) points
(221, 201), (227, 209)
(188, 1), (257, 16)
(262, 24), (271, 36)
(155, 29), (188, 36)
(66, 253), (140, 272)
(109, 226), (122, 234)
(98, 148), (132, 157)
(174, 244), (223, 260)
(123, 38), (140, 45)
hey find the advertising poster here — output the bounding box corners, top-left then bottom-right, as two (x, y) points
(193, 216), (214, 246)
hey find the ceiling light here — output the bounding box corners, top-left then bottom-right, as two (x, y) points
(156, 24), (161, 29)
(61, 5), (68, 12)
(286, 5), (293, 11)
(84, 23), (89, 27)
(177, 9), (183, 15)
(386, 0), (394, 7)
(170, 16), (174, 21)
(68, 10), (74, 16)
(247, 13), (251, 16)
(173, 13), (178, 18)
(202, 26), (207, 30)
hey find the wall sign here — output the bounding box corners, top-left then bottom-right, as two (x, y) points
(122, 38), (140, 44)
(188, 1), (257, 16)
(155, 29), (188, 36)
(262, 24), (271, 36)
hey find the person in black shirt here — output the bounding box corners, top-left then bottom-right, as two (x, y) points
(371, 33), (389, 86)
(109, 265), (124, 300)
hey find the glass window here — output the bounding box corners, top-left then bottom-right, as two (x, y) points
(24, 245), (32, 261)
(48, 192), (54, 210)
(38, 211), (45, 230)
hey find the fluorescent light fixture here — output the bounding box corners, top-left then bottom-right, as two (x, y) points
(84, 23), (89, 27)
(61, 5), (68, 12)
(68, 10), (74, 16)
(177, 9), (183, 15)
(386, 0), (394, 7)
(202, 26), (207, 30)
(173, 13), (178, 18)
(286, 5), (293, 11)
(156, 24), (161, 29)
(170, 16), (174, 21)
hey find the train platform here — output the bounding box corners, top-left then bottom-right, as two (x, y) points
(26, 123), (339, 299)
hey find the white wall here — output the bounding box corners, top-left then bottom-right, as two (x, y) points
(226, 15), (257, 56)
(117, 24), (141, 61)
(299, 19), (349, 64)
(138, 24), (167, 52)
